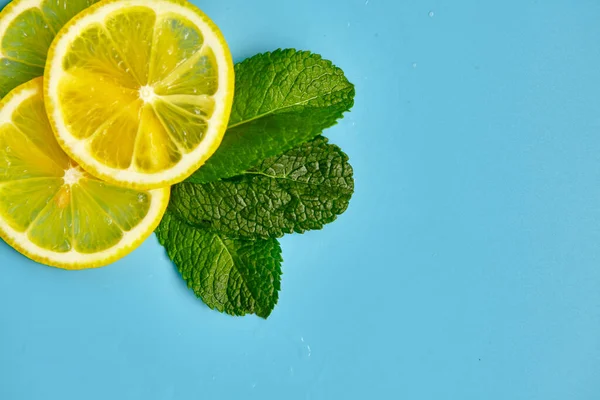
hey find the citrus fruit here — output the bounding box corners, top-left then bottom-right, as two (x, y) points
(0, 78), (170, 269)
(0, 0), (98, 98)
(44, 0), (235, 189)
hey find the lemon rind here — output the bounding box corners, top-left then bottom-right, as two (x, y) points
(44, 0), (235, 190)
(0, 78), (171, 270)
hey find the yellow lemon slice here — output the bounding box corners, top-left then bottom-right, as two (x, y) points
(0, 78), (169, 269)
(0, 0), (98, 98)
(45, 0), (234, 189)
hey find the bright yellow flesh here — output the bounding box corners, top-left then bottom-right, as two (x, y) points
(0, 78), (169, 269)
(45, 0), (234, 189)
(0, 0), (99, 97)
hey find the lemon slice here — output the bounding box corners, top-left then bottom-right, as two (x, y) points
(45, 0), (234, 189)
(0, 78), (169, 269)
(0, 0), (98, 98)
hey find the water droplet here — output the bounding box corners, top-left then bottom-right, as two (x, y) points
(428, 11), (434, 17)
(299, 337), (312, 358)
(137, 193), (146, 203)
(412, 62), (417, 68)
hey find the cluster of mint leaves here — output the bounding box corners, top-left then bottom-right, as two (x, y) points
(155, 49), (355, 318)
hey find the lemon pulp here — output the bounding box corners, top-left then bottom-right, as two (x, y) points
(0, 77), (169, 269)
(45, 0), (234, 189)
(0, 0), (98, 97)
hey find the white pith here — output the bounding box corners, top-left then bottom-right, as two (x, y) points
(138, 85), (156, 103)
(63, 166), (83, 185)
(46, 0), (232, 188)
(0, 80), (169, 269)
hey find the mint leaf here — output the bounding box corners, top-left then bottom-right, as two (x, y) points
(169, 136), (354, 239)
(156, 212), (282, 318)
(188, 49), (355, 183)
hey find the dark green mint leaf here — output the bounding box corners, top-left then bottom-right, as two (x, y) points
(156, 212), (282, 318)
(169, 136), (354, 238)
(188, 49), (355, 183)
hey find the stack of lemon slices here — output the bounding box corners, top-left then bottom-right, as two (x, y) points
(0, 0), (234, 269)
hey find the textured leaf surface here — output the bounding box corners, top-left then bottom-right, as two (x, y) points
(170, 136), (354, 238)
(156, 212), (282, 318)
(188, 49), (355, 183)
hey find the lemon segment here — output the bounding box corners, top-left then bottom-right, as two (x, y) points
(0, 78), (169, 269)
(45, 0), (235, 189)
(0, 177), (63, 231)
(0, 0), (99, 97)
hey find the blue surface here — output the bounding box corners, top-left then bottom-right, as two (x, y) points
(2, 0), (600, 399)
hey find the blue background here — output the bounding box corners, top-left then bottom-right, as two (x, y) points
(2, 0), (600, 399)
